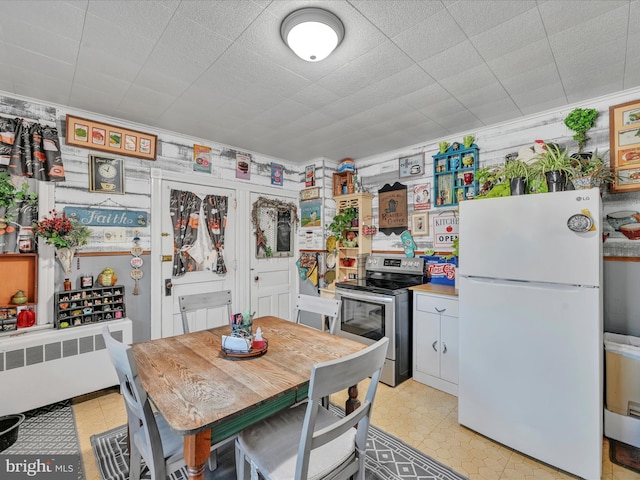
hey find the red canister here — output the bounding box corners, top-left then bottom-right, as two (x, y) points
(17, 308), (36, 328)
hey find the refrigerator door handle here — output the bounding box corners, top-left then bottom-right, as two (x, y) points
(432, 341), (438, 352)
(461, 275), (598, 290)
(435, 307), (446, 313)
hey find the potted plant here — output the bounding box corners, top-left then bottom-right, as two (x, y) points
(328, 206), (357, 245)
(564, 108), (598, 154)
(501, 159), (531, 195)
(531, 143), (573, 192)
(34, 210), (90, 275)
(475, 166), (509, 198)
(570, 149), (617, 189)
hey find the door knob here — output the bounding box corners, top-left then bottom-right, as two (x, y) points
(254, 276), (259, 282)
(164, 279), (173, 296)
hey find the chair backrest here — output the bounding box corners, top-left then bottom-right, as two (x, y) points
(179, 290), (233, 334)
(102, 327), (167, 479)
(295, 337), (389, 480)
(295, 294), (341, 334)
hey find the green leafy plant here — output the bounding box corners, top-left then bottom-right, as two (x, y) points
(501, 159), (531, 180)
(328, 206), (357, 243)
(570, 149), (617, 187)
(531, 143), (573, 176)
(475, 166), (509, 198)
(564, 108), (598, 153)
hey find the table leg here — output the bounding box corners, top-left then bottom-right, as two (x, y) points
(183, 430), (211, 480)
(345, 384), (360, 414)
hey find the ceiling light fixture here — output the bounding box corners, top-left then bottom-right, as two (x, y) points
(281, 8), (344, 62)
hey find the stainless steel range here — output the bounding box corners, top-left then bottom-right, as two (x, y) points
(335, 255), (425, 387)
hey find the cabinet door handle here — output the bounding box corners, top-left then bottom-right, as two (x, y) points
(432, 341), (438, 352)
(435, 307), (446, 313)
(442, 342), (448, 354)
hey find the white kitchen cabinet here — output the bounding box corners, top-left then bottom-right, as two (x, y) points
(413, 291), (459, 396)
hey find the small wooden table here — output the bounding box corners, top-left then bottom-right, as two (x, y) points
(132, 316), (365, 480)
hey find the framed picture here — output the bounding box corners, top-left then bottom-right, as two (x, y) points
(271, 163), (284, 186)
(305, 165), (315, 186)
(399, 153), (424, 178)
(88, 155), (125, 194)
(300, 186), (320, 200)
(411, 212), (429, 236)
(66, 114), (157, 160)
(609, 99), (640, 193)
(300, 199), (322, 227)
(378, 182), (408, 235)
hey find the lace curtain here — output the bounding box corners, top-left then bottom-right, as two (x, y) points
(169, 189), (227, 277)
(0, 117), (65, 181)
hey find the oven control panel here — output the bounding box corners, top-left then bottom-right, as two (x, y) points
(366, 256), (424, 274)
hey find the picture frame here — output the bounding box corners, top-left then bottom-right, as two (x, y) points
(300, 186), (320, 200)
(399, 153), (424, 178)
(66, 114), (157, 160)
(88, 155), (125, 194)
(609, 99), (640, 193)
(410, 212), (429, 236)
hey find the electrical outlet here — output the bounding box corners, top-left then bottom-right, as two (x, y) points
(104, 228), (126, 243)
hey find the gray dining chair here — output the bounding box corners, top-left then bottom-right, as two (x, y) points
(179, 290), (233, 334)
(102, 327), (219, 479)
(294, 294), (341, 334)
(234, 337), (389, 480)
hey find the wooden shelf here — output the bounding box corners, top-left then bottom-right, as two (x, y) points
(0, 254), (38, 305)
(333, 193), (373, 283)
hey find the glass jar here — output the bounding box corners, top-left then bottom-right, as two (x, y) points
(18, 227), (35, 253)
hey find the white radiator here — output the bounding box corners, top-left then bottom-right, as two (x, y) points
(0, 319), (132, 416)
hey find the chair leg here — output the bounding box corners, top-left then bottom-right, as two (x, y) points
(235, 439), (244, 480)
(129, 445), (142, 480)
(207, 449), (218, 471)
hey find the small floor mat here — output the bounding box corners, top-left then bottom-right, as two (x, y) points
(610, 438), (640, 474)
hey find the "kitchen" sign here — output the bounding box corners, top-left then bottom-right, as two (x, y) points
(432, 211), (458, 249)
(64, 207), (148, 227)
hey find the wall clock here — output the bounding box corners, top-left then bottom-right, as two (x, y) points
(89, 155), (125, 194)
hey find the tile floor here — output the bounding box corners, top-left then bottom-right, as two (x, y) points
(74, 379), (637, 480)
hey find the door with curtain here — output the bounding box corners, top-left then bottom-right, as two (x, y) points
(249, 192), (296, 320)
(160, 180), (236, 337)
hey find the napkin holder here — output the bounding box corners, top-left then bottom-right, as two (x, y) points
(222, 335), (251, 353)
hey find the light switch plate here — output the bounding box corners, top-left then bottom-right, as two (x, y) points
(104, 228), (126, 243)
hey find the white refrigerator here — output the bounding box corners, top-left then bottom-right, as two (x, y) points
(458, 188), (603, 480)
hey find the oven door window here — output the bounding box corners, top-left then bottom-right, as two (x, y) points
(341, 297), (385, 341)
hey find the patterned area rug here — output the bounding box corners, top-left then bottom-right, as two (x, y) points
(91, 405), (467, 480)
(1, 400), (84, 480)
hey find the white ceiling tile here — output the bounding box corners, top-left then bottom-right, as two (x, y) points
(72, 66), (131, 99)
(291, 84), (341, 109)
(0, 0), (86, 41)
(157, 14), (232, 66)
(539, 0), (629, 36)
(392, 8), (466, 63)
(174, 0), (264, 40)
(445, 0), (538, 37)
(438, 64), (498, 97)
(487, 39), (556, 81)
(468, 97), (522, 125)
(5, 46), (75, 83)
(354, 0), (445, 37)
(86, 0), (176, 41)
(470, 8), (546, 61)
(75, 44), (143, 83)
(418, 41), (484, 81)
(0, 19), (80, 64)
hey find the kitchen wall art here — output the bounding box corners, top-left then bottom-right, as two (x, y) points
(378, 182), (407, 235)
(410, 212), (429, 236)
(399, 153), (424, 178)
(88, 155), (125, 194)
(193, 144), (212, 173)
(271, 163), (284, 186)
(432, 210), (458, 250)
(609, 99), (640, 193)
(413, 183), (432, 210)
(65, 115), (157, 160)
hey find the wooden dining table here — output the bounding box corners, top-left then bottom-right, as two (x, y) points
(132, 316), (366, 480)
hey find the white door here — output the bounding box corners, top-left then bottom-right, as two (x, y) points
(159, 180), (236, 337)
(249, 192), (296, 320)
